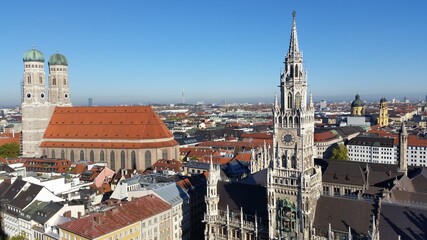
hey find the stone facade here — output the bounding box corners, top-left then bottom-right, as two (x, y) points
(204, 11), (322, 240)
(21, 49), (71, 158)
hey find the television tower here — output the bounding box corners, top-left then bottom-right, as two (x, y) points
(182, 88), (185, 104)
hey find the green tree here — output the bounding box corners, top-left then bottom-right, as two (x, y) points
(0, 143), (20, 158)
(8, 232), (28, 240)
(331, 144), (349, 160)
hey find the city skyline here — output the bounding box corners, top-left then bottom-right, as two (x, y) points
(0, 1), (426, 106)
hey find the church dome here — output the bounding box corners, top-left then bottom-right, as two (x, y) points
(23, 48), (45, 62)
(49, 53), (68, 66)
(351, 94), (364, 107)
(380, 97), (387, 103)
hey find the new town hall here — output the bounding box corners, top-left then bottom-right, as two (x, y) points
(203, 12), (427, 240)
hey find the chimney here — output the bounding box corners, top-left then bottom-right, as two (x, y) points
(78, 212), (82, 219)
(63, 211), (71, 218)
(94, 215), (102, 224)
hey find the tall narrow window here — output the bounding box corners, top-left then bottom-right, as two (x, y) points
(295, 65), (299, 78)
(295, 92), (301, 109)
(100, 150), (105, 161)
(70, 150), (75, 162)
(51, 150), (55, 158)
(53, 78), (56, 86)
(63, 78), (67, 85)
(61, 150), (65, 159)
(110, 151), (116, 170)
(145, 151), (151, 169)
(90, 150), (95, 162)
(121, 150), (126, 169)
(131, 151), (136, 169)
(79, 150), (84, 161)
(162, 149), (167, 160)
(39, 76), (43, 84)
(27, 76), (31, 84)
(287, 93), (292, 109)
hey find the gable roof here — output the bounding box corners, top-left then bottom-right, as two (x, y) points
(9, 183), (43, 209)
(42, 106), (176, 145)
(1, 178), (27, 202)
(59, 195), (170, 239)
(217, 181), (268, 219)
(379, 203), (427, 240)
(313, 196), (375, 236)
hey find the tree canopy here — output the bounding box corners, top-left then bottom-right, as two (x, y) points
(0, 142), (20, 158)
(331, 144), (349, 160)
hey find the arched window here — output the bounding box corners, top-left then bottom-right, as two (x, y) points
(131, 151), (136, 170)
(295, 92), (301, 109)
(145, 150), (151, 169)
(51, 150), (55, 158)
(290, 65), (294, 77)
(27, 76), (31, 84)
(80, 150), (84, 161)
(287, 93), (292, 109)
(295, 65), (299, 78)
(100, 150), (105, 162)
(162, 149), (167, 160)
(110, 151), (116, 170)
(39, 76), (43, 84)
(70, 150), (75, 162)
(63, 78), (67, 85)
(295, 116), (299, 125)
(53, 78), (56, 86)
(90, 150), (95, 162)
(121, 150), (126, 169)
(61, 150), (65, 159)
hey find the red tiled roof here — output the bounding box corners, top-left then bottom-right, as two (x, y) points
(151, 159), (183, 172)
(240, 132), (272, 140)
(43, 106), (174, 140)
(23, 158), (71, 173)
(0, 132), (20, 146)
(408, 135), (427, 147)
(59, 195), (170, 239)
(70, 163), (88, 175)
(198, 140), (273, 149)
(314, 131), (340, 142)
(233, 152), (252, 162)
(200, 155), (233, 164)
(186, 149), (220, 160)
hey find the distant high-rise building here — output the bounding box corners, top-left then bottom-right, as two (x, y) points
(425, 95), (427, 102)
(88, 98), (93, 106)
(182, 88), (185, 104)
(320, 99), (327, 109)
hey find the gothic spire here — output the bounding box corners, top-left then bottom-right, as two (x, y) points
(400, 121), (408, 136)
(287, 10), (301, 61)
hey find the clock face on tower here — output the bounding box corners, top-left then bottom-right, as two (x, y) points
(281, 131), (295, 145)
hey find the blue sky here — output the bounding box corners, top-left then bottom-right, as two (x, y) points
(0, 1), (426, 106)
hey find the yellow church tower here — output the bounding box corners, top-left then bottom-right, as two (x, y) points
(378, 97), (389, 127)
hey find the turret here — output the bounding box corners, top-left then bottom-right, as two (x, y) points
(398, 122), (408, 175)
